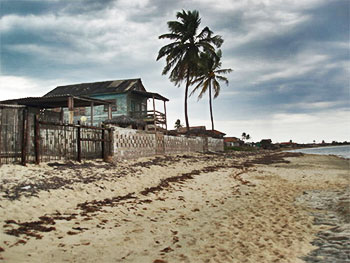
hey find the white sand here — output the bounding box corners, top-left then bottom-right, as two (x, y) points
(0, 152), (348, 262)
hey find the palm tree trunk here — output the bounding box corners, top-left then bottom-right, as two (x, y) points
(185, 68), (190, 132)
(209, 81), (214, 130)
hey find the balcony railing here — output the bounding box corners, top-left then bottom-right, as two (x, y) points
(129, 110), (167, 131)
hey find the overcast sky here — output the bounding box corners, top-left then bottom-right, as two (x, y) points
(0, 0), (349, 143)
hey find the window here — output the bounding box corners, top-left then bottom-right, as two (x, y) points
(104, 99), (117, 112)
(74, 107), (86, 116)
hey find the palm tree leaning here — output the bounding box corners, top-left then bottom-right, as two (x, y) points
(157, 10), (223, 131)
(191, 49), (232, 130)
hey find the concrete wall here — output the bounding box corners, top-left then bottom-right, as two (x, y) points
(111, 126), (224, 160)
(164, 135), (205, 154)
(208, 137), (225, 152)
(113, 127), (156, 160)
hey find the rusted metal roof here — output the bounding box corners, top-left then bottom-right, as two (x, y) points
(0, 95), (110, 108)
(44, 78), (146, 97)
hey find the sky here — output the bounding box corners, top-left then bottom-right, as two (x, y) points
(0, 0), (349, 143)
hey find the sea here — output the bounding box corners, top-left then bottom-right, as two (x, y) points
(288, 145), (350, 159)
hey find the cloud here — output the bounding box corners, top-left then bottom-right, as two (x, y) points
(0, 0), (348, 142)
(0, 75), (63, 100)
(207, 109), (350, 143)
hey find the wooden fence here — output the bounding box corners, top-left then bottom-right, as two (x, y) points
(0, 105), (25, 164)
(0, 105), (113, 165)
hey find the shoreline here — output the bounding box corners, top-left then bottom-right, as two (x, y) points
(0, 151), (348, 262)
(283, 144), (350, 159)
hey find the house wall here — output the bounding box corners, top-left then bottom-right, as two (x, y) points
(63, 93), (147, 126)
(111, 126), (224, 160)
(126, 93), (148, 118)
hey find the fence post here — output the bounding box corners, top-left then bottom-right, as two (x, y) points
(21, 108), (29, 166)
(101, 124), (105, 161)
(77, 121), (81, 162)
(34, 114), (40, 164)
(0, 107), (2, 165)
(108, 127), (114, 159)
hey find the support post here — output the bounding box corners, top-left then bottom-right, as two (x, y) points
(163, 100), (167, 134)
(108, 127), (114, 159)
(0, 108), (2, 165)
(60, 107), (64, 124)
(34, 114), (40, 164)
(21, 108), (29, 166)
(77, 121), (81, 162)
(108, 103), (112, 120)
(152, 96), (156, 133)
(101, 124), (105, 161)
(68, 96), (74, 124)
(90, 102), (94, 126)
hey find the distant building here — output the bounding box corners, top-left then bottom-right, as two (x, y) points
(224, 137), (243, 147)
(279, 141), (297, 148)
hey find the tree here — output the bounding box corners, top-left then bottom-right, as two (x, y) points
(245, 134), (251, 141)
(242, 132), (247, 141)
(157, 10), (223, 131)
(174, 119), (183, 129)
(190, 49), (232, 130)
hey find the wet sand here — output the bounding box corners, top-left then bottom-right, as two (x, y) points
(0, 151), (348, 262)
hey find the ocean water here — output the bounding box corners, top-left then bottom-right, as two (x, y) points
(288, 145), (350, 158)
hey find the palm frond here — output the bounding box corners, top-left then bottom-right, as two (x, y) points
(158, 33), (181, 40)
(212, 79), (221, 98)
(211, 35), (223, 48)
(215, 75), (229, 86)
(189, 79), (204, 97)
(215, 68), (233, 75)
(156, 42), (182, 60)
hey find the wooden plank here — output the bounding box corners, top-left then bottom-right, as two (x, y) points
(39, 121), (106, 130)
(164, 101), (167, 134)
(108, 104), (112, 120)
(21, 108), (29, 166)
(68, 96), (74, 124)
(77, 122), (81, 162)
(4, 109), (9, 163)
(108, 128), (114, 159)
(60, 108), (64, 123)
(80, 138), (109, 142)
(152, 96), (157, 133)
(0, 108), (2, 164)
(34, 114), (40, 164)
(101, 126), (105, 161)
(90, 102), (94, 126)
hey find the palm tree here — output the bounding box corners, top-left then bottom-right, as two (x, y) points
(191, 49), (232, 130)
(174, 119), (183, 129)
(157, 10), (223, 131)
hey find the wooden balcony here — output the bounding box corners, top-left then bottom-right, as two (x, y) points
(129, 110), (167, 133)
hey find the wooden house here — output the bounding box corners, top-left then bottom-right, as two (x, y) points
(44, 78), (169, 132)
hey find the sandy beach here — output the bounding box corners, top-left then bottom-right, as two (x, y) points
(0, 151), (348, 262)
